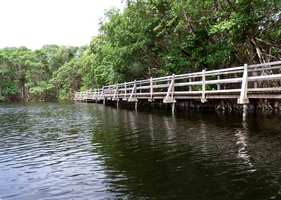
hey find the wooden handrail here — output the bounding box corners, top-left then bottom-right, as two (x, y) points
(74, 60), (281, 105)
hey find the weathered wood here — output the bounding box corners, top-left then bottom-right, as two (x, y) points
(148, 77), (153, 102)
(163, 74), (176, 103)
(217, 75), (221, 90)
(113, 85), (118, 101)
(123, 82), (127, 101)
(201, 69), (207, 103)
(128, 80), (138, 102)
(238, 64), (249, 104)
(74, 60), (281, 108)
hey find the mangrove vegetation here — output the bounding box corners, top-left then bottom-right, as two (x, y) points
(0, 0), (280, 102)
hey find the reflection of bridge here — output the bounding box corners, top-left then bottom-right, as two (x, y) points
(74, 61), (281, 115)
(89, 100), (281, 198)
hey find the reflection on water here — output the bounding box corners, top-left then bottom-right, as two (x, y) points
(0, 103), (281, 200)
(235, 122), (255, 170)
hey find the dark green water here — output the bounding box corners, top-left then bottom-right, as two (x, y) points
(0, 103), (281, 200)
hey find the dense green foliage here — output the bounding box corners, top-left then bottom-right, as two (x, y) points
(0, 0), (280, 102)
(0, 46), (81, 101)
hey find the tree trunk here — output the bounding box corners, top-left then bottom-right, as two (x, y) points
(20, 79), (26, 101)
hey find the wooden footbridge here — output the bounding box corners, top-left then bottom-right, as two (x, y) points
(74, 60), (281, 115)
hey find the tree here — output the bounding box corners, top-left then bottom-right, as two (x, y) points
(0, 0), (280, 102)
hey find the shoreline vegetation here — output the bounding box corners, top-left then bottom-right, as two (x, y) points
(0, 0), (280, 103)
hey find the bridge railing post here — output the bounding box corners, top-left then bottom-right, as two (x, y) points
(93, 89), (96, 101)
(238, 64), (249, 104)
(113, 85), (118, 101)
(102, 86), (106, 104)
(128, 80), (137, 102)
(171, 74), (175, 99)
(163, 74), (176, 114)
(217, 75), (221, 90)
(95, 89), (98, 101)
(149, 77), (153, 102)
(124, 82), (127, 101)
(201, 69), (207, 103)
(114, 85), (119, 108)
(163, 74), (176, 103)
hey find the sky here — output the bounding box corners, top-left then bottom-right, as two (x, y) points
(0, 0), (124, 49)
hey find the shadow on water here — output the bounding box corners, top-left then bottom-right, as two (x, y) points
(0, 103), (281, 200)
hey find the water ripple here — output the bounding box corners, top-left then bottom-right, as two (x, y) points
(0, 103), (281, 200)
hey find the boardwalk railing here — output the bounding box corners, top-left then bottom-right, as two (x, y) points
(74, 61), (281, 108)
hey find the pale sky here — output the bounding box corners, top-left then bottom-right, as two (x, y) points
(0, 0), (124, 49)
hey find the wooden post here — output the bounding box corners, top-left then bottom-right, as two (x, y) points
(113, 85), (118, 101)
(102, 87), (106, 105)
(201, 69), (207, 103)
(172, 74), (175, 99)
(96, 89), (98, 102)
(238, 64), (249, 104)
(116, 85), (119, 108)
(124, 82), (127, 101)
(128, 80), (137, 102)
(171, 74), (176, 114)
(95, 89), (98, 102)
(163, 74), (176, 114)
(163, 74), (176, 103)
(217, 75), (221, 90)
(238, 64), (249, 121)
(110, 87), (112, 100)
(149, 77), (153, 102)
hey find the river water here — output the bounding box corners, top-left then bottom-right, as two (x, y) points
(0, 103), (281, 200)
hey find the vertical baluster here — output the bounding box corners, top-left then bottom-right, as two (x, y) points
(217, 75), (221, 90)
(201, 69), (207, 103)
(149, 77), (153, 102)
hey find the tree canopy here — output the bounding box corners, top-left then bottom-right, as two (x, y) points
(0, 0), (280, 102)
